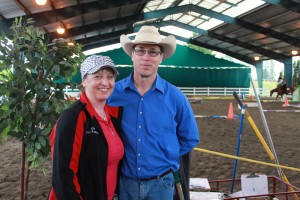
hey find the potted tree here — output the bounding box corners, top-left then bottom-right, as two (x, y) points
(0, 17), (85, 200)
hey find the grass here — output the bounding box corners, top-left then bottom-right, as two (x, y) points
(253, 80), (277, 91)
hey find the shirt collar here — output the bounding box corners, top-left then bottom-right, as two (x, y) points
(80, 92), (110, 122)
(79, 92), (95, 118)
(122, 72), (165, 94)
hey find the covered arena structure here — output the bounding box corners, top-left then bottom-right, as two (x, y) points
(99, 44), (252, 87)
(68, 44), (251, 87)
(1, 1), (300, 199)
(0, 0), (299, 87)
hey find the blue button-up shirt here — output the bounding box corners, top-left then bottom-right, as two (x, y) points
(107, 73), (199, 179)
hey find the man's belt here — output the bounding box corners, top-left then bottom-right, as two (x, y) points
(138, 169), (172, 181)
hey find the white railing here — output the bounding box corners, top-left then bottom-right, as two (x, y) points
(177, 87), (268, 97)
(64, 86), (269, 97)
(64, 87), (80, 98)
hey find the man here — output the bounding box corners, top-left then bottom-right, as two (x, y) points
(107, 25), (200, 200)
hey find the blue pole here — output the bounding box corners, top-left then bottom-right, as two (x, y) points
(230, 104), (246, 193)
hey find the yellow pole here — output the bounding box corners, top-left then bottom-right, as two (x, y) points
(244, 110), (274, 160)
(282, 173), (300, 200)
(193, 148), (300, 172)
(246, 111), (299, 199)
(193, 148), (300, 199)
(233, 91), (298, 199)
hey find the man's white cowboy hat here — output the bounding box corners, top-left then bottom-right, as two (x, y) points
(120, 26), (176, 60)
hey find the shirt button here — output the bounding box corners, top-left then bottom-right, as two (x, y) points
(141, 98), (143, 101)
(138, 168), (141, 171)
(138, 139), (141, 142)
(140, 111), (142, 114)
(138, 125), (141, 128)
(138, 153), (141, 156)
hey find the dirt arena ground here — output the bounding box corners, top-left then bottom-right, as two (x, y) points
(190, 98), (300, 198)
(1, 97), (300, 199)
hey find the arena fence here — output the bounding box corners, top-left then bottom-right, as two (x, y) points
(177, 87), (268, 97)
(64, 86), (269, 97)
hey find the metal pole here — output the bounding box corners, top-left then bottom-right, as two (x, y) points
(230, 104), (246, 193)
(249, 74), (283, 179)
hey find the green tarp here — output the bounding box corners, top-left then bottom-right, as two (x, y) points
(99, 44), (246, 68)
(69, 44), (251, 87)
(115, 66), (250, 87)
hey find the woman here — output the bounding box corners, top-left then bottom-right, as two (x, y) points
(48, 55), (124, 200)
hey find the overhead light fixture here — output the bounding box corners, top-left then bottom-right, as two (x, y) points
(68, 41), (75, 46)
(56, 25), (65, 34)
(36, 0), (47, 5)
(291, 50), (298, 55)
(254, 56), (260, 61)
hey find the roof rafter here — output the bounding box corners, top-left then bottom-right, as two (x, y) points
(264, 0), (300, 13)
(45, 15), (141, 41)
(2, 0), (148, 27)
(79, 29), (132, 50)
(15, 0), (31, 15)
(0, 0), (298, 65)
(82, 27), (256, 65)
(83, 38), (121, 51)
(159, 31), (255, 65)
(142, 4), (300, 48)
(135, 20), (289, 62)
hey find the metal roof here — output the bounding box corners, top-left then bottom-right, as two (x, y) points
(0, 0), (299, 66)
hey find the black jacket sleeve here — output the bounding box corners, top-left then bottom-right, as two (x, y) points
(52, 106), (83, 200)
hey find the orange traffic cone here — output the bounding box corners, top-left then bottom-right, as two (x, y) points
(227, 102), (234, 119)
(283, 97), (290, 107)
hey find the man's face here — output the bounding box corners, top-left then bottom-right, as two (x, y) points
(131, 44), (163, 78)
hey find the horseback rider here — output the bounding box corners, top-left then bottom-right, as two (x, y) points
(270, 75), (294, 99)
(277, 76), (287, 94)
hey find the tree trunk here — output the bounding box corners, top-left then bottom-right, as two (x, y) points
(24, 163), (30, 200)
(20, 142), (25, 200)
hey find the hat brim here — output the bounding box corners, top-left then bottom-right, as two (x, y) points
(120, 34), (176, 60)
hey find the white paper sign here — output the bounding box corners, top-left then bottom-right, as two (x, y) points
(241, 173), (268, 196)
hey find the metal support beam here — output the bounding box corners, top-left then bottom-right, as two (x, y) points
(255, 61), (263, 89)
(264, 0), (300, 13)
(135, 20), (289, 63)
(82, 38), (120, 51)
(45, 15), (140, 41)
(142, 4), (300, 48)
(15, 0), (31, 15)
(165, 33), (255, 65)
(2, 0), (148, 27)
(283, 57), (293, 86)
(79, 29), (132, 51)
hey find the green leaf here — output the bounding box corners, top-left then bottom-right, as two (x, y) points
(31, 134), (36, 140)
(1, 105), (9, 111)
(38, 136), (46, 146)
(1, 125), (10, 138)
(35, 142), (41, 150)
(0, 17), (83, 169)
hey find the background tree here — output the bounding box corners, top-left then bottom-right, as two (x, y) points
(0, 17), (85, 200)
(263, 60), (276, 80)
(186, 33), (213, 54)
(293, 59), (300, 86)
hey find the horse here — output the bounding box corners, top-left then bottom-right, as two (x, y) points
(270, 85), (295, 99)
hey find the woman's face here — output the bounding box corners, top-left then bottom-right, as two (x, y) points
(82, 68), (115, 102)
